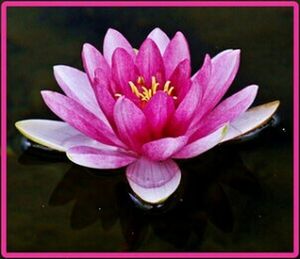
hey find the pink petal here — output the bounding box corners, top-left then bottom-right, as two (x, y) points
(53, 65), (108, 124)
(103, 28), (135, 66)
(111, 48), (138, 98)
(168, 80), (202, 135)
(221, 100), (280, 142)
(114, 97), (151, 152)
(191, 85), (258, 139)
(143, 91), (175, 138)
(200, 49), (240, 116)
(163, 32), (190, 78)
(67, 146), (137, 169)
(41, 90), (124, 147)
(147, 27), (170, 55)
(169, 59), (191, 101)
(81, 43), (110, 83)
(189, 55), (212, 128)
(173, 125), (228, 159)
(136, 38), (165, 86)
(126, 158), (181, 204)
(192, 54), (212, 94)
(142, 136), (188, 161)
(93, 69), (116, 123)
(63, 133), (116, 150)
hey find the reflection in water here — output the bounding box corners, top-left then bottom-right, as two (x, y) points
(19, 138), (262, 251)
(49, 166), (122, 230)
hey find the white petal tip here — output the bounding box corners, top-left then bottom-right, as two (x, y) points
(53, 64), (66, 72)
(128, 172), (181, 204)
(126, 159), (182, 204)
(106, 28), (117, 34)
(15, 120), (65, 152)
(14, 119), (91, 152)
(222, 100), (280, 142)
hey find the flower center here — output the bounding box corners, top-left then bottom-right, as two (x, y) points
(115, 76), (177, 102)
(129, 76), (177, 102)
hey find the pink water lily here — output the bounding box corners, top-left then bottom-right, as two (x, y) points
(16, 28), (279, 204)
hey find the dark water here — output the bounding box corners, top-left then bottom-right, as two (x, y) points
(7, 7), (293, 252)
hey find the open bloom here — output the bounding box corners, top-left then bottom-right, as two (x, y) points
(16, 28), (279, 204)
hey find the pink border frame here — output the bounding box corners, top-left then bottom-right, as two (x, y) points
(1, 1), (299, 258)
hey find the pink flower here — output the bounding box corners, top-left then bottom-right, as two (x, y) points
(16, 28), (279, 204)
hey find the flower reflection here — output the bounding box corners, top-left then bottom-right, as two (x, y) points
(17, 142), (261, 251)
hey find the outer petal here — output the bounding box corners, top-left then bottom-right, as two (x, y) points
(53, 65), (108, 124)
(143, 91), (175, 137)
(136, 38), (165, 86)
(103, 28), (135, 66)
(41, 91), (124, 147)
(191, 85), (258, 139)
(142, 136), (188, 161)
(221, 100), (280, 142)
(67, 146), (137, 169)
(200, 49), (240, 116)
(147, 27), (170, 54)
(163, 32), (190, 78)
(173, 125), (228, 159)
(169, 59), (191, 101)
(111, 48), (138, 98)
(126, 158), (181, 204)
(168, 80), (202, 135)
(15, 119), (113, 152)
(82, 43), (110, 83)
(114, 97), (151, 152)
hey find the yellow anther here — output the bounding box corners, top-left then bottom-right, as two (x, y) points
(129, 81), (139, 95)
(126, 77), (177, 102)
(137, 76), (144, 85)
(168, 86), (174, 95)
(163, 81), (171, 92)
(152, 83), (159, 94)
(141, 86), (149, 96)
(151, 76), (156, 86)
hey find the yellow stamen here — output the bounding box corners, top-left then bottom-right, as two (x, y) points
(151, 77), (159, 94)
(129, 81), (139, 95)
(141, 86), (149, 98)
(152, 83), (159, 94)
(124, 77), (177, 102)
(163, 81), (171, 92)
(151, 76), (156, 86)
(115, 93), (122, 98)
(137, 76), (144, 85)
(167, 86), (174, 95)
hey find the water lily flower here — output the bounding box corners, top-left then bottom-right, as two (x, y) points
(16, 28), (279, 204)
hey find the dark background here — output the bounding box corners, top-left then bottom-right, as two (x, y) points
(6, 7), (293, 252)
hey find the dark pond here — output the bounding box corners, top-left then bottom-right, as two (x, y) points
(7, 7), (293, 252)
